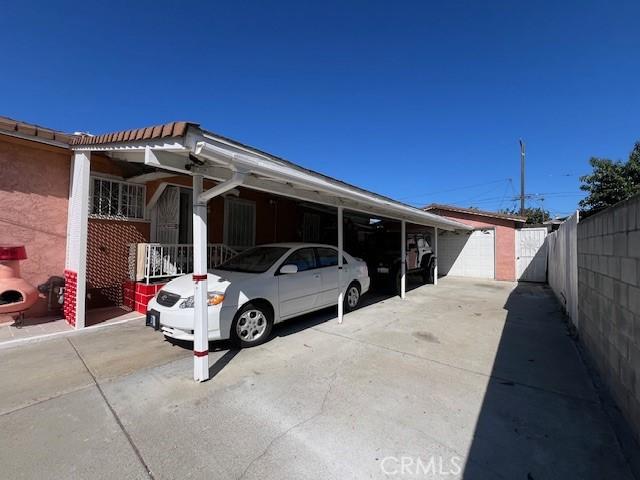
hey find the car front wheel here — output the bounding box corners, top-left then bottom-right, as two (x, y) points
(231, 302), (273, 348)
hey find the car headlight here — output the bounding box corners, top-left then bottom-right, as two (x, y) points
(179, 292), (225, 308)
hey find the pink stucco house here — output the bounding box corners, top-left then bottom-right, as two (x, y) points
(0, 117), (73, 318)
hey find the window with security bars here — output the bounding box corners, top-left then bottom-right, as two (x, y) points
(90, 177), (145, 220)
(302, 212), (321, 242)
(224, 197), (256, 250)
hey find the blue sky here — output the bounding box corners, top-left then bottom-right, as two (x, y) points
(1, 1), (639, 217)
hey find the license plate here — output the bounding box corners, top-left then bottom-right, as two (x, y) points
(377, 267), (390, 274)
(146, 309), (160, 330)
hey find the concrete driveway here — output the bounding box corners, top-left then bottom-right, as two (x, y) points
(0, 277), (633, 479)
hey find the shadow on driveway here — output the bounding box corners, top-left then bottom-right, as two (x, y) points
(461, 282), (633, 479)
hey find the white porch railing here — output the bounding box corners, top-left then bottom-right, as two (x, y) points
(129, 243), (237, 283)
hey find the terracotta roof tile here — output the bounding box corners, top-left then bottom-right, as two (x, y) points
(161, 123), (173, 137)
(70, 121), (195, 146)
(0, 115), (74, 145)
(135, 128), (146, 141)
(17, 123), (36, 136)
(37, 128), (55, 140)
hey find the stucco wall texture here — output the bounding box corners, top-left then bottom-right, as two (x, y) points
(0, 136), (71, 316)
(433, 210), (518, 281)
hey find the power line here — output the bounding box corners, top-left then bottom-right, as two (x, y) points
(498, 178), (513, 211)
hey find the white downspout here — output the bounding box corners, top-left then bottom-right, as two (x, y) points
(337, 206), (344, 323)
(192, 171), (246, 382)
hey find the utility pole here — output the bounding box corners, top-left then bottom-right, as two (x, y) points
(519, 139), (526, 216)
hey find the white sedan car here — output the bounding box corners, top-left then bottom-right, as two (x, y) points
(147, 243), (370, 347)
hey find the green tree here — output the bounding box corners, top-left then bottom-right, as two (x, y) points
(579, 141), (640, 213)
(500, 206), (550, 224)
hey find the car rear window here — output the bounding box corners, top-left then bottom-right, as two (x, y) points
(316, 247), (338, 267)
(281, 248), (317, 272)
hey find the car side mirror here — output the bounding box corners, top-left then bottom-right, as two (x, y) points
(280, 264), (299, 274)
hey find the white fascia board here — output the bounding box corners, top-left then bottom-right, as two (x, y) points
(0, 131), (70, 149)
(72, 138), (187, 152)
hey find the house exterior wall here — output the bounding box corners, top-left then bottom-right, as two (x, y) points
(86, 219), (149, 308)
(144, 176), (301, 245)
(0, 135), (71, 316)
(430, 209), (518, 281)
(85, 169), (305, 309)
(87, 156), (152, 308)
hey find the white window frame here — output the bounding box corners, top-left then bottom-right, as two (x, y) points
(89, 176), (146, 221)
(223, 197), (256, 250)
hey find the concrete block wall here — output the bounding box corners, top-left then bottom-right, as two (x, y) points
(577, 194), (640, 443)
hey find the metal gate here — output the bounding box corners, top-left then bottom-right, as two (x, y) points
(516, 227), (548, 282)
(154, 186), (180, 244)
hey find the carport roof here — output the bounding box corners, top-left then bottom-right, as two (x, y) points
(71, 122), (471, 231)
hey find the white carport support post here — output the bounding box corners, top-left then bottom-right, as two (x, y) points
(65, 151), (91, 329)
(434, 227), (438, 286)
(400, 221), (406, 299)
(190, 170), (247, 382)
(337, 206), (344, 323)
(192, 174), (209, 382)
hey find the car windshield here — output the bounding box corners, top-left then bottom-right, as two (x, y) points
(217, 246), (289, 273)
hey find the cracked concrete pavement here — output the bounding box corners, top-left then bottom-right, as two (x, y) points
(0, 277), (634, 479)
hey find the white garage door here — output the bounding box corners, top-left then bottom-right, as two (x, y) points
(438, 229), (495, 279)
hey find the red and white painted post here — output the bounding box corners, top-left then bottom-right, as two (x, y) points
(64, 151), (91, 329)
(192, 174), (209, 382)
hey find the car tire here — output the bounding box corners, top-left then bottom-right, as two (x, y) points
(420, 257), (435, 284)
(231, 302), (273, 348)
(393, 264), (405, 295)
(344, 282), (361, 312)
(421, 267), (429, 284)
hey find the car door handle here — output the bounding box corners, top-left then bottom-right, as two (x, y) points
(313, 274), (321, 279)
